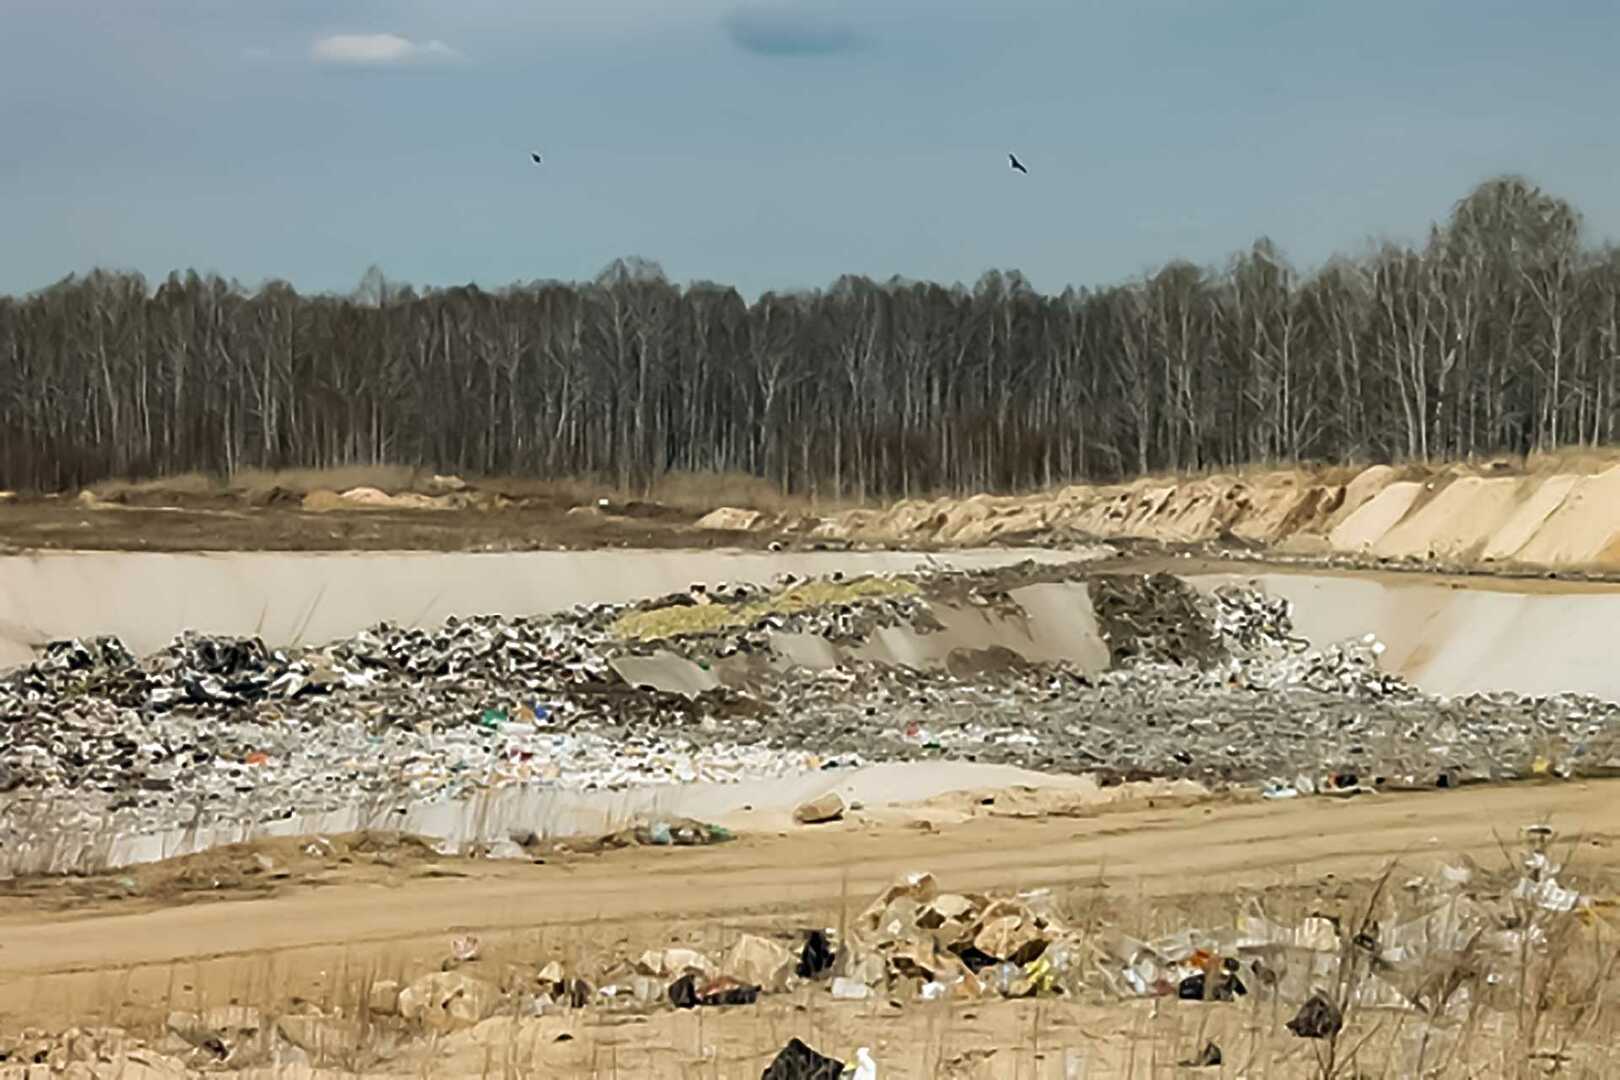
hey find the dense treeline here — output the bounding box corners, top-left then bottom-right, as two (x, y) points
(3, 176), (1618, 496)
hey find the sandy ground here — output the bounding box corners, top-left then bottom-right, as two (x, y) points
(0, 492), (775, 555)
(3, 779), (1615, 1035)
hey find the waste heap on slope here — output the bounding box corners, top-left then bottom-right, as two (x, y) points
(3, 568), (1619, 855)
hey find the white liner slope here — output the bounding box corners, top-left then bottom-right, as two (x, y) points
(9, 547), (1620, 871)
(22, 763), (1190, 875)
(0, 547), (1093, 669)
(1192, 572), (1620, 701)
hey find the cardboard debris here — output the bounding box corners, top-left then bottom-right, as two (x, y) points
(724, 933), (796, 992)
(397, 972), (501, 1032)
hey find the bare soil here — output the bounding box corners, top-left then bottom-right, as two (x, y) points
(0, 499), (797, 554)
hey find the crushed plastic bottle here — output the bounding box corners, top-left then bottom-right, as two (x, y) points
(830, 977), (872, 1001)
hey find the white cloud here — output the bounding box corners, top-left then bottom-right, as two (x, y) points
(310, 33), (463, 67)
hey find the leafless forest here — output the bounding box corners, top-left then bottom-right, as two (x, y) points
(3, 176), (1618, 496)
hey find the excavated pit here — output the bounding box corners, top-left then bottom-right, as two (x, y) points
(4, 553), (1620, 873)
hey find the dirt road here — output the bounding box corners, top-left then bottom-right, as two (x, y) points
(4, 779), (1615, 1032)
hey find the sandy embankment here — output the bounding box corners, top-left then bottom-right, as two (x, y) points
(764, 462), (1620, 574)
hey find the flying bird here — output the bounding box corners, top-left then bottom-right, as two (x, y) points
(530, 152), (542, 165)
(1008, 154), (1028, 175)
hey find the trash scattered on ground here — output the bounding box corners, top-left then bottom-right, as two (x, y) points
(830, 976), (873, 1001)
(667, 972), (761, 1009)
(396, 971), (500, 1032)
(1287, 992), (1344, 1039)
(1180, 1041), (1224, 1068)
(815, 870), (1077, 1004)
(798, 929), (837, 980)
(761, 1037), (845, 1080)
(447, 934), (481, 965)
(724, 933), (797, 992)
(580, 818), (734, 853)
(4, 828), (1616, 1075)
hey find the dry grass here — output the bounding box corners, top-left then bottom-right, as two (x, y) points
(91, 465), (428, 500)
(11, 845), (1619, 1078)
(89, 466), (872, 515)
(1050, 840), (1620, 1079)
(77, 448), (1620, 512)
(481, 469), (870, 514)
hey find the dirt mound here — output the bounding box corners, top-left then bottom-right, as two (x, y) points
(1513, 465), (1620, 564)
(1480, 475), (1579, 560)
(816, 460), (1620, 572)
(1371, 476), (1522, 561)
(816, 470), (1370, 553)
(1326, 481), (1417, 552)
(695, 506), (764, 532)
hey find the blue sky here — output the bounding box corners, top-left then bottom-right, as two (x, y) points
(2, 0), (1617, 297)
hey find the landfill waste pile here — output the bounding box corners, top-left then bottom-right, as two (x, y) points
(4, 566), (1620, 857)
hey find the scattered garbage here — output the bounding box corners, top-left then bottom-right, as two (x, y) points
(808, 871), (1079, 1003)
(588, 818), (734, 852)
(830, 977), (873, 1001)
(8, 829), (1614, 1072)
(396, 971), (501, 1032)
(1286, 992), (1344, 1039)
(725, 933), (797, 992)
(636, 947), (715, 980)
(667, 972), (761, 1009)
(1177, 960), (1246, 1002)
(448, 934), (481, 965)
(761, 1037), (846, 1080)
(797, 929), (837, 979)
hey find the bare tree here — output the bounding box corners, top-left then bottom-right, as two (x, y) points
(3, 176), (1619, 497)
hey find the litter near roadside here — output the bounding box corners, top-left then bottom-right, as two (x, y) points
(1287, 993), (1344, 1039)
(448, 934), (481, 965)
(667, 972), (761, 1009)
(761, 1038), (845, 1080)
